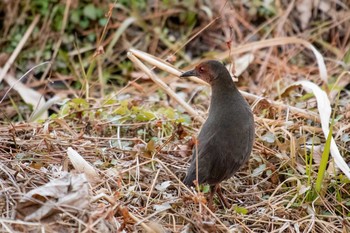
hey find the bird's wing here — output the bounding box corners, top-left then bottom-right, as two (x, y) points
(184, 120), (252, 186)
(183, 131), (217, 186)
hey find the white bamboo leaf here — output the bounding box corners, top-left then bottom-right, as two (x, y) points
(67, 147), (100, 184)
(287, 80), (350, 179)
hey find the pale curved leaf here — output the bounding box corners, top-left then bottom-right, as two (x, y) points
(287, 80), (350, 179)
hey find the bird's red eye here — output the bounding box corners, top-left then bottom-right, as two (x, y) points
(199, 66), (205, 73)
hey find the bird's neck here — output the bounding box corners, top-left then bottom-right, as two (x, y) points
(208, 81), (240, 117)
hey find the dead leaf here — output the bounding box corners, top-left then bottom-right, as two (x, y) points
(1, 70), (48, 120)
(17, 172), (90, 221)
(231, 53), (254, 77)
(155, 181), (172, 192)
(153, 202), (171, 212)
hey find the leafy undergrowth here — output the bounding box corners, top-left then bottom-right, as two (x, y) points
(1, 0), (350, 232)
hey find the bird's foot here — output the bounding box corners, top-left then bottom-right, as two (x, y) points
(209, 184), (231, 209)
(216, 185), (231, 209)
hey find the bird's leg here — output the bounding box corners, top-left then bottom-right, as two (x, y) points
(216, 185), (230, 209)
(208, 185), (230, 209)
(208, 185), (217, 211)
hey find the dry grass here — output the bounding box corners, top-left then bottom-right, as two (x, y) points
(1, 0), (350, 232)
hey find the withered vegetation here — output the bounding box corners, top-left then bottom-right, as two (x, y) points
(0, 1), (350, 232)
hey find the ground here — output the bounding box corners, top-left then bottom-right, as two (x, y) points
(0, 1), (350, 232)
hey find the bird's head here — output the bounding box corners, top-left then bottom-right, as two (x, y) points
(180, 60), (231, 85)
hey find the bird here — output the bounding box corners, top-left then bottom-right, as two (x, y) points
(180, 60), (255, 209)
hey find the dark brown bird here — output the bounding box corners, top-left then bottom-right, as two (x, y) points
(180, 60), (255, 209)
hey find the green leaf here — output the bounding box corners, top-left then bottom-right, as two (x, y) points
(70, 10), (81, 24)
(49, 113), (58, 119)
(132, 106), (156, 122)
(114, 100), (130, 116)
(344, 47), (350, 64)
(79, 19), (90, 29)
(233, 205), (248, 215)
(83, 4), (98, 20)
(99, 18), (108, 26)
(157, 107), (175, 119)
(314, 126), (332, 193)
(72, 98), (89, 108)
(202, 184), (210, 193)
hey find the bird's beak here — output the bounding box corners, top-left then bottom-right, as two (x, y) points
(180, 69), (199, 78)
